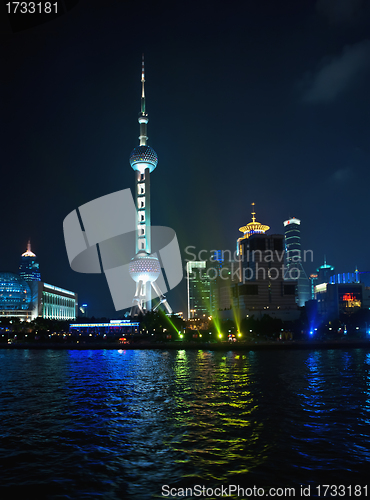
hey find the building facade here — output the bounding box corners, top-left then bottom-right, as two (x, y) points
(234, 233), (299, 319)
(209, 252), (236, 314)
(33, 282), (78, 320)
(315, 282), (370, 319)
(317, 258), (334, 285)
(283, 217), (310, 306)
(186, 261), (211, 320)
(70, 319), (139, 336)
(315, 268), (370, 319)
(0, 272), (33, 320)
(0, 244), (77, 322)
(210, 208), (300, 320)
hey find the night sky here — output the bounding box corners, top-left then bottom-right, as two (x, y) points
(1, 0), (370, 317)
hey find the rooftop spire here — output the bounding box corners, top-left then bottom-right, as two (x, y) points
(138, 54), (149, 146)
(21, 239), (36, 257)
(141, 53), (146, 115)
(251, 202), (256, 223)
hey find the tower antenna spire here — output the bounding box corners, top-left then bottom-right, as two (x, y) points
(141, 53), (146, 115)
(251, 202), (256, 223)
(138, 54), (148, 146)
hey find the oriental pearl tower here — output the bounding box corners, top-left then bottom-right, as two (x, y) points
(129, 56), (172, 317)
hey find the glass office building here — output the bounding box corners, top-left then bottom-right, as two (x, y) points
(0, 272), (31, 310)
(186, 261), (211, 320)
(283, 218), (310, 307)
(0, 243), (77, 321)
(0, 272), (34, 320)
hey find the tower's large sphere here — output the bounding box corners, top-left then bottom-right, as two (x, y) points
(129, 255), (161, 283)
(0, 273), (31, 310)
(129, 145), (158, 173)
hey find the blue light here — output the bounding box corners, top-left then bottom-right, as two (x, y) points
(309, 330), (314, 336)
(0, 273), (31, 310)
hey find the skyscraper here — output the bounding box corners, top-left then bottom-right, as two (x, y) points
(283, 217), (310, 307)
(19, 240), (41, 282)
(309, 274), (318, 300)
(186, 261), (211, 320)
(317, 257), (334, 285)
(234, 232), (298, 319)
(223, 207), (300, 320)
(129, 56), (172, 317)
(0, 243), (77, 321)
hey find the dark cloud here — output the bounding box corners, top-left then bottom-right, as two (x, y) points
(303, 39), (370, 103)
(316, 0), (365, 25)
(331, 167), (353, 183)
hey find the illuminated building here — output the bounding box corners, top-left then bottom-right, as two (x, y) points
(317, 257), (334, 284)
(0, 273), (32, 320)
(329, 269), (359, 284)
(0, 244), (77, 321)
(19, 240), (41, 282)
(309, 274), (318, 299)
(213, 206), (299, 319)
(315, 282), (370, 319)
(209, 251), (235, 314)
(211, 206), (299, 320)
(283, 217), (310, 306)
(234, 233), (299, 320)
(0, 274), (77, 321)
(33, 282), (77, 320)
(69, 319), (139, 336)
(186, 261), (211, 320)
(129, 56), (172, 317)
(314, 268), (370, 319)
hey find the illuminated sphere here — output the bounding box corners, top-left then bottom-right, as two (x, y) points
(0, 272), (31, 310)
(129, 145), (158, 173)
(129, 255), (161, 283)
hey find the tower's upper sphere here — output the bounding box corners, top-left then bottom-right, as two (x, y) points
(129, 145), (158, 173)
(129, 255), (161, 283)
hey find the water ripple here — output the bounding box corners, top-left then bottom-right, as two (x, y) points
(0, 348), (369, 498)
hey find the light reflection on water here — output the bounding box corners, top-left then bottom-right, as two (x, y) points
(0, 348), (369, 499)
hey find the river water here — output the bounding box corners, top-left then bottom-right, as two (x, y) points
(0, 348), (369, 499)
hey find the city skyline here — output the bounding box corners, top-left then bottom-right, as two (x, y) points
(2, 0), (370, 317)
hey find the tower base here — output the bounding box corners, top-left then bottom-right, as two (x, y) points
(130, 280), (172, 317)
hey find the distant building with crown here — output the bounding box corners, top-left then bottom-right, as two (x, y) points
(0, 241), (78, 321)
(216, 204), (299, 320)
(19, 240), (41, 282)
(316, 257), (334, 285)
